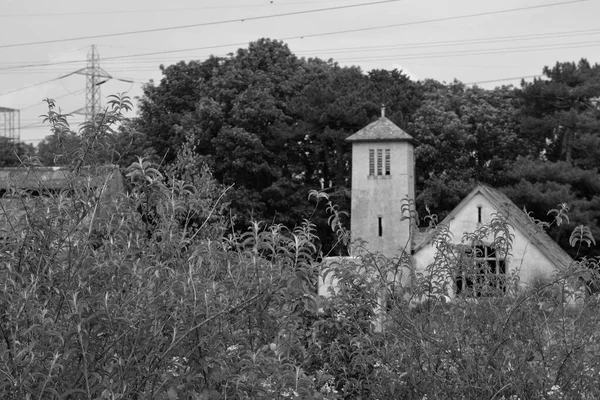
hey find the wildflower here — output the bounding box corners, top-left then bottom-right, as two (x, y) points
(227, 344), (240, 352)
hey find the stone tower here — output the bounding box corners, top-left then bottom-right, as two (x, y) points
(345, 109), (416, 257)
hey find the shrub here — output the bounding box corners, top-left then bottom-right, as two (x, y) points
(1, 94), (600, 399)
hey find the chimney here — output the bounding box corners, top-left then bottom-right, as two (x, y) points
(381, 104), (386, 118)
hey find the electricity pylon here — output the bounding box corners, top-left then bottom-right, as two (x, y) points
(73, 45), (112, 122)
(0, 107), (20, 141)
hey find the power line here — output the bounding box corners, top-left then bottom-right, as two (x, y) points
(0, 0), (361, 17)
(97, 37), (600, 69)
(280, 0), (589, 41)
(43, 1), (595, 64)
(97, 27), (600, 62)
(331, 40), (600, 62)
(0, 73), (77, 97)
(3, 24), (597, 74)
(0, 59), (86, 72)
(465, 75), (543, 85)
(292, 29), (600, 54)
(0, 0), (403, 49)
(19, 90), (85, 111)
(1, 0), (586, 50)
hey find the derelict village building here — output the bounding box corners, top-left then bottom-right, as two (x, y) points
(345, 107), (417, 258)
(320, 109), (574, 298)
(0, 166), (124, 237)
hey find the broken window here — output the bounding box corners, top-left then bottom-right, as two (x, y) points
(456, 245), (507, 297)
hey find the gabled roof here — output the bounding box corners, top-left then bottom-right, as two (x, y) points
(412, 184), (573, 270)
(345, 116), (417, 143)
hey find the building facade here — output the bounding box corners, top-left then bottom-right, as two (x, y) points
(322, 113), (574, 298)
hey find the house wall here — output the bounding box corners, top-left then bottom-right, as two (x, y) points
(350, 141), (414, 257)
(0, 166), (125, 235)
(412, 192), (559, 295)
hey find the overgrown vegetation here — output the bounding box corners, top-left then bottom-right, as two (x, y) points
(1, 94), (600, 399)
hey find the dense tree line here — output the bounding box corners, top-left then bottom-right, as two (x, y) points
(25, 39), (600, 257)
(0, 137), (35, 167)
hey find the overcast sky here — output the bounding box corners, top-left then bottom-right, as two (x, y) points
(0, 0), (598, 144)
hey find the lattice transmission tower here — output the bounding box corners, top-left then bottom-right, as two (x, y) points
(74, 45), (112, 122)
(0, 107), (20, 141)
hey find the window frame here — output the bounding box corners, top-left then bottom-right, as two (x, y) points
(368, 148), (391, 177)
(455, 244), (507, 297)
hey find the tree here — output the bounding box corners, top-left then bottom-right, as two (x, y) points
(0, 137), (35, 167)
(506, 59), (600, 258)
(37, 109), (152, 168)
(408, 80), (524, 218)
(501, 158), (600, 259)
(134, 39), (422, 252)
(518, 58), (600, 164)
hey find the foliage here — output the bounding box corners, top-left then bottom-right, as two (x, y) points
(408, 80), (525, 220)
(502, 157), (600, 259)
(134, 38), (421, 253)
(133, 41), (600, 259)
(320, 200), (600, 399)
(37, 98), (152, 168)
(518, 58), (600, 164)
(0, 137), (35, 167)
(0, 96), (331, 399)
(4, 54), (600, 399)
(506, 59), (600, 259)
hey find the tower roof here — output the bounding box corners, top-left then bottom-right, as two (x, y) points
(345, 116), (417, 143)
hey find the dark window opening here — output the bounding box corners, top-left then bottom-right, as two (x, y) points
(385, 149), (390, 175)
(477, 206), (482, 224)
(368, 148), (391, 177)
(456, 245), (507, 297)
(369, 149), (392, 176)
(378, 217), (383, 237)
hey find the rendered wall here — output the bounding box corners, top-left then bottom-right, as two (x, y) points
(350, 141), (414, 258)
(412, 192), (560, 294)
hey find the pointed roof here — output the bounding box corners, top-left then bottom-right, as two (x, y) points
(412, 184), (573, 271)
(346, 116), (417, 143)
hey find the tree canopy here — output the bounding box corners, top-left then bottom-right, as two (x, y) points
(0, 137), (35, 167)
(134, 39), (421, 253)
(132, 39), (600, 257)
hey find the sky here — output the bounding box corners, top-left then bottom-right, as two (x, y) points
(0, 0), (598, 144)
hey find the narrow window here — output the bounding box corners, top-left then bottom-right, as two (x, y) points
(369, 149), (375, 176)
(378, 217), (383, 237)
(477, 206), (482, 224)
(376, 149), (383, 176)
(385, 149), (390, 175)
